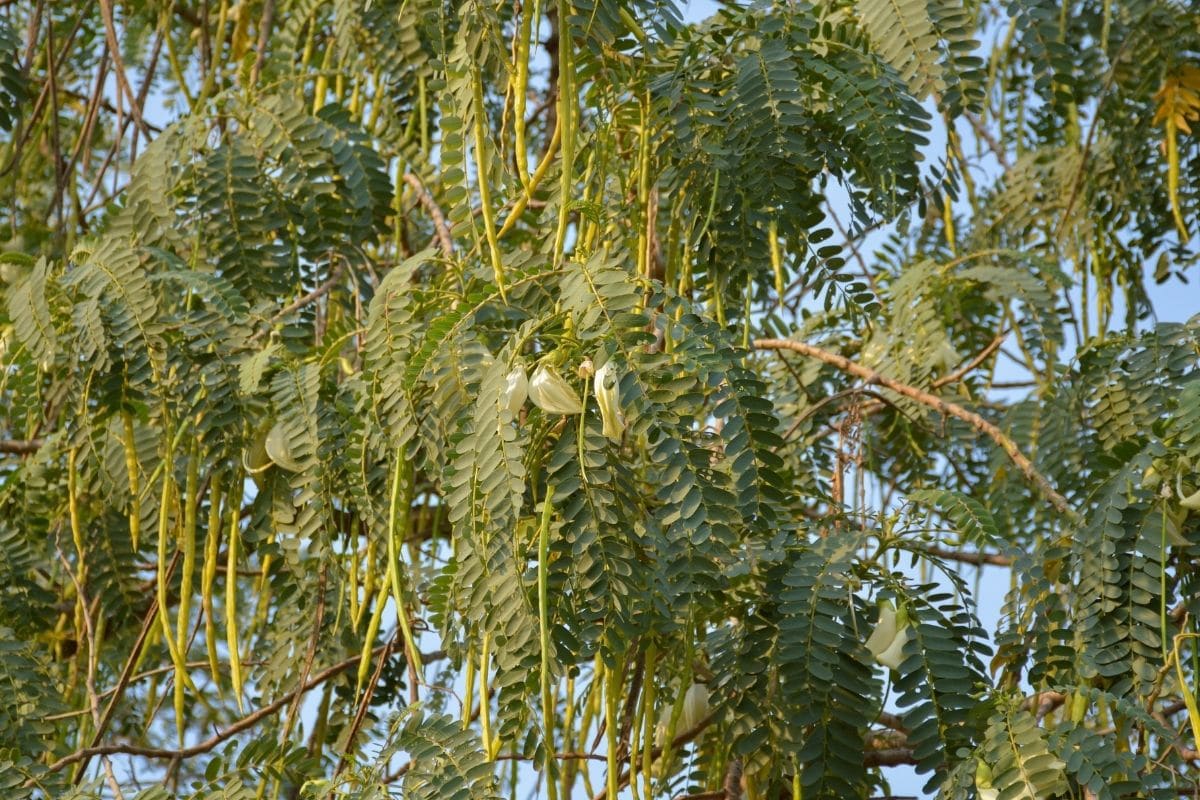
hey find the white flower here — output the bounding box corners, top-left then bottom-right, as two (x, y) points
(865, 600), (910, 670)
(529, 364), (583, 415)
(594, 361), (625, 441)
(681, 682), (709, 731)
(864, 601), (897, 657)
(875, 625), (911, 670)
(502, 366), (528, 417)
(656, 681), (710, 746)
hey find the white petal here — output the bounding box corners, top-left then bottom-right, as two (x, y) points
(530, 364), (583, 415)
(1181, 485), (1200, 510)
(875, 625), (911, 670)
(864, 601), (897, 658)
(680, 682), (709, 731)
(503, 366), (528, 417)
(594, 362), (625, 441)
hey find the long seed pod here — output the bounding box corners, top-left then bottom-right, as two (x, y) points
(605, 663), (620, 800)
(536, 494), (559, 800)
(202, 473), (224, 696)
(387, 459), (424, 681)
(172, 442), (200, 743)
(226, 484), (245, 713)
(155, 437), (192, 741)
(629, 677), (643, 800)
(480, 632), (496, 759)
(358, 536), (378, 631)
(560, 676), (576, 798)
(641, 644), (657, 800)
(462, 642), (477, 732)
(512, 0), (536, 187)
(66, 448), (88, 681)
(552, 0), (576, 264)
(472, 68), (507, 301)
(121, 412), (141, 550)
(356, 580), (389, 697)
(347, 532), (360, 628)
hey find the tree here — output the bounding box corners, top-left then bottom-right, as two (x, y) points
(1, 0), (1198, 797)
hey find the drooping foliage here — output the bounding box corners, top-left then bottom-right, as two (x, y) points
(1, 0), (1199, 798)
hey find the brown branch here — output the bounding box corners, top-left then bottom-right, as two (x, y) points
(402, 173), (455, 258)
(920, 546), (1013, 567)
(250, 0), (275, 88)
(71, 552), (179, 783)
(863, 748), (918, 767)
(332, 631), (399, 782)
(96, 0), (148, 137)
(0, 438), (44, 454)
(931, 330), (1007, 389)
(591, 712), (716, 800)
(722, 758), (743, 800)
(250, 264), (345, 343)
(753, 338), (1073, 517)
(42, 640), (391, 779)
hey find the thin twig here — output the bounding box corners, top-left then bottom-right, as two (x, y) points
(931, 330), (1007, 389)
(250, 264), (345, 343)
(96, 0), (149, 136)
(56, 548), (126, 800)
(42, 639), (393, 780)
(72, 551), (181, 783)
(250, 0), (276, 88)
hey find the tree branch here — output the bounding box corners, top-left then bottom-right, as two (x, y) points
(403, 173), (454, 258)
(41, 641), (395, 779)
(753, 338), (1073, 517)
(0, 438), (44, 454)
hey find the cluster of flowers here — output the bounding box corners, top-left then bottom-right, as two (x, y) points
(502, 360), (624, 441)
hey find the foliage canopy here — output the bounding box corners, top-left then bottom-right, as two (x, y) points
(1, 0), (1200, 798)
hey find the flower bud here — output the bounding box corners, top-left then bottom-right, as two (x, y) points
(577, 358), (595, 380)
(656, 681), (710, 747)
(594, 361), (624, 441)
(975, 760), (998, 800)
(1178, 473), (1200, 511)
(265, 421), (303, 472)
(529, 364), (583, 415)
(680, 682), (710, 731)
(502, 366), (528, 417)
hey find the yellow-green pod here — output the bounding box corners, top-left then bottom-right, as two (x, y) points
(226, 491), (245, 713)
(202, 475), (225, 696)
